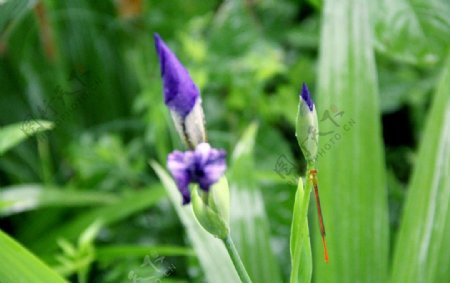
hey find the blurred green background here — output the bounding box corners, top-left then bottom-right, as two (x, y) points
(0, 0), (449, 282)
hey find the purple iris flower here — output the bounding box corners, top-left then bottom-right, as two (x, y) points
(167, 143), (227, 205)
(154, 33), (200, 117)
(301, 83), (314, 112)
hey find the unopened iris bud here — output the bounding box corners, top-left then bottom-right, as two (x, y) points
(154, 33), (206, 148)
(296, 83), (319, 164)
(192, 177), (230, 239)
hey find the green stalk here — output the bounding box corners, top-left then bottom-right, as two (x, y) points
(223, 236), (253, 283)
(290, 164), (314, 283)
(37, 134), (54, 184)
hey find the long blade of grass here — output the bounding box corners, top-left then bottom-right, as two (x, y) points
(151, 161), (240, 283)
(228, 123), (283, 283)
(290, 177), (312, 283)
(29, 186), (165, 254)
(0, 120), (53, 155)
(95, 245), (194, 261)
(314, 0), (389, 282)
(390, 54), (450, 283)
(0, 229), (68, 283)
(0, 184), (117, 217)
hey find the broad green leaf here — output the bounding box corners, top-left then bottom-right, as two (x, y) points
(374, 0), (450, 65)
(0, 120), (53, 155)
(228, 123), (283, 283)
(290, 178), (312, 283)
(151, 161), (240, 283)
(314, 0), (389, 282)
(390, 54), (450, 283)
(29, 187), (165, 254)
(0, 229), (68, 283)
(0, 184), (117, 216)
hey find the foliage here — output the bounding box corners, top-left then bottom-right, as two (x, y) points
(0, 0), (448, 282)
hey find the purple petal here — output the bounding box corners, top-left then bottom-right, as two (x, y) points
(195, 145), (226, 192)
(166, 143), (227, 204)
(167, 151), (191, 204)
(154, 33), (199, 117)
(301, 83), (314, 112)
(194, 143), (212, 166)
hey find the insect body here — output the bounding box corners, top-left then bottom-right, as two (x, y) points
(309, 169), (329, 263)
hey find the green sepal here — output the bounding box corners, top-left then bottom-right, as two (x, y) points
(192, 177), (230, 239)
(295, 100), (319, 163)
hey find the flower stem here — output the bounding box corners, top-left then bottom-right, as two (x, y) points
(223, 236), (253, 283)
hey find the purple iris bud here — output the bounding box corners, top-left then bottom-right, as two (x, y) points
(296, 82), (319, 163)
(167, 143), (227, 205)
(154, 33), (200, 117)
(154, 33), (206, 148)
(301, 83), (314, 112)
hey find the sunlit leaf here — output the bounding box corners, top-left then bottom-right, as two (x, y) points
(228, 123), (283, 283)
(390, 54), (450, 283)
(314, 0), (389, 282)
(0, 120), (53, 155)
(0, 229), (68, 283)
(0, 184), (117, 217)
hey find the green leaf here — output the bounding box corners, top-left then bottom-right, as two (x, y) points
(0, 0), (37, 42)
(0, 120), (53, 155)
(95, 245), (194, 261)
(374, 0), (450, 65)
(290, 178), (312, 283)
(0, 184), (117, 217)
(390, 54), (450, 283)
(0, 229), (68, 283)
(150, 161), (241, 283)
(29, 187), (165, 254)
(228, 122), (283, 283)
(314, 0), (389, 282)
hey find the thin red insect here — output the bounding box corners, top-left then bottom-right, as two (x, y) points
(309, 169), (329, 263)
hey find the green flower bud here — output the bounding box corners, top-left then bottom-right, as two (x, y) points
(296, 83), (319, 164)
(191, 176), (230, 239)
